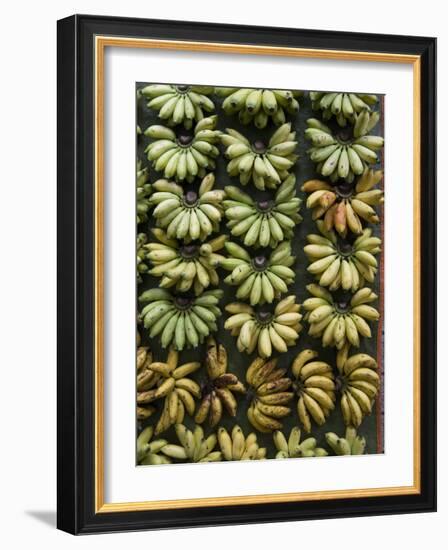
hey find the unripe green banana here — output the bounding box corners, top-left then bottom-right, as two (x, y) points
(145, 117), (221, 182)
(141, 84), (215, 128)
(222, 123), (298, 190)
(225, 295), (303, 358)
(305, 116), (384, 182)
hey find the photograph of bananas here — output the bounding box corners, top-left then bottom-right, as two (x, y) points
(136, 84), (384, 466)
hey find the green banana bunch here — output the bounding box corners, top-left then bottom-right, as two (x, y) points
(137, 162), (152, 224)
(223, 175), (302, 248)
(303, 285), (380, 349)
(137, 233), (150, 283)
(336, 344), (380, 428)
(273, 427), (328, 458)
(218, 425), (267, 460)
(136, 348), (201, 434)
(136, 345), (157, 420)
(304, 221), (381, 292)
(305, 117), (384, 182)
(145, 116), (221, 182)
(195, 337), (245, 427)
(139, 288), (223, 349)
(216, 87), (301, 128)
(301, 168), (384, 235)
(148, 174), (225, 242)
(220, 241), (296, 305)
(245, 357), (293, 432)
(141, 84), (215, 128)
(137, 426), (171, 465)
(291, 349), (336, 432)
(221, 123), (298, 190)
(309, 92), (378, 126)
(225, 296), (303, 358)
(161, 424), (222, 462)
(143, 228), (226, 295)
(325, 426), (366, 455)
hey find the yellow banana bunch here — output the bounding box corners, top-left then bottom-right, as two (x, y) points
(143, 228), (226, 295)
(310, 91), (378, 127)
(161, 424), (222, 462)
(139, 288), (223, 349)
(136, 348), (201, 434)
(148, 174), (225, 242)
(336, 344), (380, 427)
(291, 349), (336, 432)
(221, 123), (298, 190)
(145, 116), (221, 182)
(195, 338), (245, 427)
(141, 84), (215, 128)
(304, 221), (381, 291)
(216, 87), (301, 128)
(136, 345), (158, 420)
(224, 295), (303, 358)
(273, 427), (328, 458)
(220, 241), (296, 305)
(223, 175), (302, 247)
(325, 426), (366, 455)
(245, 357), (293, 432)
(303, 285), (380, 349)
(136, 161), (152, 224)
(218, 425), (267, 460)
(137, 426), (171, 465)
(301, 168), (384, 235)
(305, 117), (384, 182)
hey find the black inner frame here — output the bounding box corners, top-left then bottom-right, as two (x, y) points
(57, 14), (436, 535)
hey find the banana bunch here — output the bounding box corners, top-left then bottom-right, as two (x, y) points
(143, 228), (226, 295)
(309, 92), (378, 126)
(304, 221), (381, 291)
(148, 174), (225, 241)
(141, 84), (215, 128)
(220, 241), (296, 305)
(145, 116), (221, 182)
(336, 346), (380, 427)
(305, 117), (384, 182)
(136, 345), (158, 420)
(273, 427), (328, 458)
(195, 337), (245, 426)
(301, 168), (384, 234)
(225, 295), (303, 357)
(325, 426), (366, 455)
(245, 357), (293, 432)
(137, 233), (150, 283)
(137, 162), (152, 224)
(291, 349), (336, 432)
(137, 426), (171, 465)
(223, 175), (302, 248)
(216, 88), (301, 128)
(303, 285), (379, 349)
(136, 349), (201, 434)
(139, 288), (223, 349)
(221, 123), (298, 190)
(218, 425), (267, 460)
(161, 424), (222, 462)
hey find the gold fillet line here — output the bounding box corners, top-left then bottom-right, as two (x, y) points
(94, 35), (422, 514)
(98, 485), (420, 513)
(412, 57), (422, 493)
(95, 36), (105, 512)
(96, 36), (419, 64)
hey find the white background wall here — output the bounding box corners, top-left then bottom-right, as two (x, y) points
(0, 0), (444, 546)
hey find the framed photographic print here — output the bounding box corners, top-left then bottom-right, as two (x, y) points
(57, 15), (436, 534)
